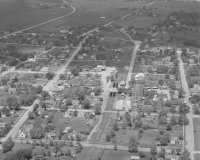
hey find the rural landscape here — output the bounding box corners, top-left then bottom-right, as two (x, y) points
(0, 0), (200, 160)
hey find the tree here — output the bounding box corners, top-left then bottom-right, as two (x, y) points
(105, 133), (110, 142)
(112, 121), (119, 131)
(28, 111), (34, 119)
(30, 124), (44, 139)
(179, 149), (191, 160)
(158, 148), (165, 159)
(158, 79), (164, 86)
(46, 72), (55, 80)
(73, 110), (78, 117)
(179, 103), (190, 115)
(83, 99), (91, 109)
(128, 137), (138, 153)
(109, 130), (116, 138)
(94, 104), (101, 115)
(159, 135), (170, 146)
(75, 133), (81, 141)
(75, 142), (83, 153)
(36, 86), (43, 94)
(6, 96), (18, 109)
(178, 115), (189, 126)
(170, 115), (177, 125)
(150, 145), (157, 155)
(1, 76), (10, 85)
(2, 137), (14, 153)
(112, 139), (117, 150)
(15, 148), (33, 160)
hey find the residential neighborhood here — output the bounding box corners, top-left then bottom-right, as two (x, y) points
(0, 0), (200, 160)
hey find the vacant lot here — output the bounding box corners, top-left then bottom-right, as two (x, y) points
(194, 118), (200, 151)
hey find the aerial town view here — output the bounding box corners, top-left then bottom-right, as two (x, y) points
(0, 0), (200, 159)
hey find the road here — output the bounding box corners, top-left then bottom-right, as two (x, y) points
(119, 30), (141, 88)
(0, 0), (76, 39)
(177, 50), (194, 160)
(82, 143), (150, 152)
(87, 68), (113, 142)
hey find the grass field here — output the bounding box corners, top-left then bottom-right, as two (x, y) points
(29, 0), (147, 33)
(0, 0), (72, 35)
(193, 118), (200, 151)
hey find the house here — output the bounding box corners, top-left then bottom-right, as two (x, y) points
(170, 137), (179, 144)
(46, 130), (57, 139)
(96, 65), (106, 71)
(0, 122), (6, 128)
(18, 124), (33, 138)
(130, 155), (140, 160)
(8, 87), (16, 94)
(63, 126), (72, 134)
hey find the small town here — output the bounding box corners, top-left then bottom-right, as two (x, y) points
(0, 0), (200, 160)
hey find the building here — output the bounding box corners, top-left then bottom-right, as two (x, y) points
(18, 124), (33, 138)
(130, 155), (140, 160)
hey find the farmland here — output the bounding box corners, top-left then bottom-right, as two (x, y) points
(0, 0), (72, 36)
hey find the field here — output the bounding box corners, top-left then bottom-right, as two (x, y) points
(194, 153), (200, 160)
(149, 1), (200, 17)
(29, 0), (147, 33)
(115, 16), (157, 29)
(0, 0), (72, 35)
(193, 118), (200, 151)
(101, 150), (132, 160)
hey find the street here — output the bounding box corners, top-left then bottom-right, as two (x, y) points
(177, 50), (194, 160)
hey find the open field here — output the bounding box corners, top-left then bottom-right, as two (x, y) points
(193, 118), (200, 151)
(150, 1), (200, 17)
(29, 0), (147, 33)
(115, 16), (157, 29)
(194, 153), (200, 160)
(0, 0), (72, 35)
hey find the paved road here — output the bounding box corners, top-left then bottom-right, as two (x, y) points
(87, 68), (113, 142)
(119, 30), (141, 88)
(177, 50), (194, 160)
(0, 0), (76, 39)
(82, 143), (151, 152)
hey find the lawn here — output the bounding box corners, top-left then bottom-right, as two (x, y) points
(0, 0), (72, 35)
(139, 130), (157, 148)
(0, 87), (10, 106)
(101, 150), (132, 160)
(114, 129), (138, 146)
(193, 118), (200, 151)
